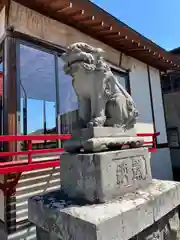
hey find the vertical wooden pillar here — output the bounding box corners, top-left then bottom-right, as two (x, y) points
(3, 35), (18, 233)
(3, 36), (17, 154)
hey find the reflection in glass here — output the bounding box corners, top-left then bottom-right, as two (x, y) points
(58, 57), (78, 134)
(112, 70), (128, 91)
(20, 97), (27, 135)
(45, 101), (56, 133)
(27, 99), (43, 134)
(20, 44), (56, 102)
(19, 44), (57, 149)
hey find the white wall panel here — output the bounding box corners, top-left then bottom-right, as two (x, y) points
(129, 58), (154, 143)
(149, 67), (167, 143)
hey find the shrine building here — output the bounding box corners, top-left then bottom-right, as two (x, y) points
(0, 0), (179, 239)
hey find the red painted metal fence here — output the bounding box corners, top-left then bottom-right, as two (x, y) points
(0, 132), (160, 174)
(0, 132), (160, 196)
(137, 132), (160, 152)
(0, 134), (71, 174)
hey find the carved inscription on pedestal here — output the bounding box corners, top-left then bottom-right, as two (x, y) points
(114, 155), (148, 188)
(116, 162), (129, 187)
(132, 156), (147, 181)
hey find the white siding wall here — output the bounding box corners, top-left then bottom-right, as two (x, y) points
(129, 58), (154, 134)
(124, 57), (172, 180)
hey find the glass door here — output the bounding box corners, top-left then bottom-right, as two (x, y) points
(19, 43), (57, 150)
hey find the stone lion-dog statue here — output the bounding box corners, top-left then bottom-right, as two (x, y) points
(62, 42), (139, 131)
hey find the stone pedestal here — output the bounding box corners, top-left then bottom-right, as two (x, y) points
(28, 180), (180, 240)
(28, 127), (180, 239)
(28, 143), (180, 239)
(60, 148), (152, 202)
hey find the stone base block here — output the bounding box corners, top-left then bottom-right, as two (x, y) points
(131, 209), (180, 240)
(72, 127), (137, 139)
(36, 227), (59, 240)
(28, 180), (180, 240)
(64, 136), (144, 153)
(35, 210), (180, 240)
(60, 148), (152, 202)
(63, 127), (144, 152)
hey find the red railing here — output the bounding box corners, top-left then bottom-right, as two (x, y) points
(137, 132), (160, 152)
(0, 132), (159, 196)
(0, 134), (71, 174)
(0, 132), (160, 174)
(0, 134), (71, 196)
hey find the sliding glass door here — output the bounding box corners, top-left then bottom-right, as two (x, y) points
(17, 42), (79, 150)
(19, 43), (57, 149)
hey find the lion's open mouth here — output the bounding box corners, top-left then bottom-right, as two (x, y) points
(68, 58), (91, 67)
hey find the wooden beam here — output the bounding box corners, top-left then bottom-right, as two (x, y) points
(56, 2), (73, 13)
(67, 9), (84, 18)
(3, 35), (18, 234)
(97, 29), (118, 36)
(127, 47), (149, 53)
(92, 22), (111, 31)
(113, 35), (128, 40)
(3, 36), (17, 155)
(102, 33), (124, 39)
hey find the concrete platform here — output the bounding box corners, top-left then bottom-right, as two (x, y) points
(28, 180), (180, 240)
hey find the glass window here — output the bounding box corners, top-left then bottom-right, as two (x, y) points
(111, 69), (130, 93)
(173, 77), (180, 91)
(161, 75), (171, 93)
(58, 57), (78, 134)
(19, 44), (56, 149)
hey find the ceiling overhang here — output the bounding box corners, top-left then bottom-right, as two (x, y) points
(3, 0), (180, 71)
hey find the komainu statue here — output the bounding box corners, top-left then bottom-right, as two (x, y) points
(62, 42), (139, 131)
(62, 42), (143, 152)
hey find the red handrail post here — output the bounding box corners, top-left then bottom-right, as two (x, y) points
(28, 140), (32, 164)
(152, 134), (157, 152)
(136, 132), (160, 152)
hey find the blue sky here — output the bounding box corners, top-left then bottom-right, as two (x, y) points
(92, 0), (180, 50)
